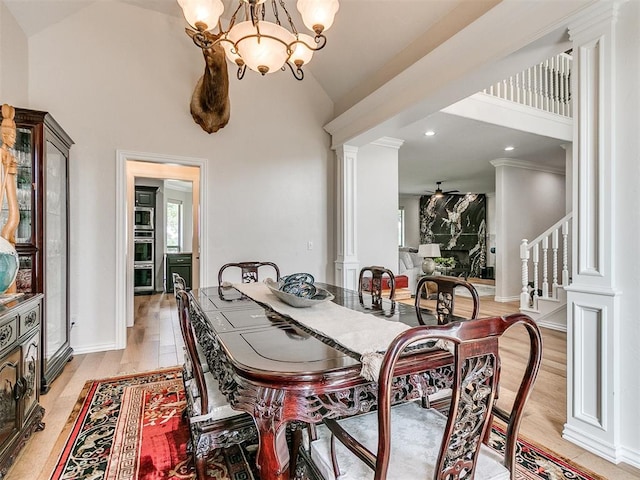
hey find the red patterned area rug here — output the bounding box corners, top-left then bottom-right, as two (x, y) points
(49, 367), (255, 480)
(48, 367), (603, 480)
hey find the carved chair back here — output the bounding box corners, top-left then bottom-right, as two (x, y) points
(176, 290), (259, 478)
(415, 275), (480, 325)
(358, 266), (396, 303)
(218, 261), (281, 285)
(177, 290), (208, 414)
(172, 272), (187, 297)
(320, 313), (543, 480)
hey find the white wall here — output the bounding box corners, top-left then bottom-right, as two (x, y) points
(357, 142), (399, 274)
(492, 159), (565, 300)
(25, 1), (334, 353)
(0, 2), (28, 105)
(398, 194), (420, 249)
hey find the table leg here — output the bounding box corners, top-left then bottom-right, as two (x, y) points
(255, 418), (290, 480)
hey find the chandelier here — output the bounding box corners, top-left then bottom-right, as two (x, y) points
(177, 0), (340, 80)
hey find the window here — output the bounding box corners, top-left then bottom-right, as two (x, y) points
(398, 207), (405, 247)
(166, 200), (182, 253)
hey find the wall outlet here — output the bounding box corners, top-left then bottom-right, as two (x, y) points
(307, 241), (313, 250)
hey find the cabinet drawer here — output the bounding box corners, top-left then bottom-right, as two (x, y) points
(19, 306), (40, 336)
(0, 317), (18, 352)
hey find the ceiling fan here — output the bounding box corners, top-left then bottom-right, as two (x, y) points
(425, 181), (459, 197)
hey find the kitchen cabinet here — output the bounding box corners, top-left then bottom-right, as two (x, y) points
(135, 186), (157, 208)
(0, 107), (73, 393)
(164, 253), (192, 293)
(0, 294), (45, 477)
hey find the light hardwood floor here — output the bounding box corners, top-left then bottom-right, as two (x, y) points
(6, 291), (640, 480)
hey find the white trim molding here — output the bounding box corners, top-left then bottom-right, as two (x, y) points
(334, 145), (359, 290)
(115, 150), (207, 350)
(490, 158), (566, 176)
(370, 137), (405, 149)
(564, 1), (624, 463)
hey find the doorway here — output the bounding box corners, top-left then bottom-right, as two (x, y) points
(116, 150), (207, 349)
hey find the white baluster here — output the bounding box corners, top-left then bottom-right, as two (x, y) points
(544, 59), (550, 112)
(538, 61), (544, 108)
(552, 229), (559, 296)
(508, 75), (513, 102)
(562, 220), (570, 285)
(560, 55), (566, 116)
(527, 67), (532, 107)
(533, 63), (539, 108)
(541, 238), (548, 298)
(520, 239), (530, 309)
(532, 243), (540, 309)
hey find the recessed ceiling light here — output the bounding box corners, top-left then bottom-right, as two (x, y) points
(504, 146), (515, 151)
(424, 130), (436, 137)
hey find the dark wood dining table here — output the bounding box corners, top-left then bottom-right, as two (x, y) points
(188, 283), (455, 480)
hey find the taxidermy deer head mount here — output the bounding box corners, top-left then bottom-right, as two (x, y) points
(186, 28), (230, 134)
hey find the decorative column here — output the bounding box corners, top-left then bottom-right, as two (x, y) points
(564, 2), (622, 461)
(334, 145), (359, 290)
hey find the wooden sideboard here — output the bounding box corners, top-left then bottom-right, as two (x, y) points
(0, 294), (45, 477)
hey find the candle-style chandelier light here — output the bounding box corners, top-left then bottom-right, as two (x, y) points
(177, 0), (340, 80)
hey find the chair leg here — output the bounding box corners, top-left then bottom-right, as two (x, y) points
(289, 428), (302, 477)
(330, 434), (341, 478)
(196, 455), (207, 480)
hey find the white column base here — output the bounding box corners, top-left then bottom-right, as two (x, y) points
(334, 260), (359, 291)
(564, 286), (621, 462)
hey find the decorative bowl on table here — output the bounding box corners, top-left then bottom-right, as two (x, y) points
(265, 275), (334, 308)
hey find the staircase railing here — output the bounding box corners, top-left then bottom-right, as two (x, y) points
(520, 212), (572, 310)
(483, 52), (572, 118)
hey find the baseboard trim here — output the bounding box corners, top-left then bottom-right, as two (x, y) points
(495, 295), (519, 303)
(536, 320), (567, 332)
(72, 342), (120, 355)
(619, 446), (640, 470)
(562, 423), (621, 464)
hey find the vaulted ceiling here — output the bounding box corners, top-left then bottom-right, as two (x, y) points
(4, 0), (574, 195)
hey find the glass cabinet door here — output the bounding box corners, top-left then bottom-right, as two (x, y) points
(1, 125), (35, 294)
(16, 127), (33, 243)
(44, 140), (68, 364)
(0, 126), (33, 245)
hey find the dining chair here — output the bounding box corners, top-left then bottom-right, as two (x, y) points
(217, 261), (281, 285)
(308, 313), (543, 480)
(358, 266), (396, 302)
(176, 290), (258, 479)
(172, 272), (187, 296)
(415, 275), (480, 325)
(174, 273), (210, 377)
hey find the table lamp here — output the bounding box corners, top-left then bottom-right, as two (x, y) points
(418, 243), (441, 275)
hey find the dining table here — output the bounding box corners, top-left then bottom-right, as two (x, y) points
(187, 282), (456, 480)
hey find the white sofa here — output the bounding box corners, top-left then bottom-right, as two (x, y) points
(398, 247), (423, 294)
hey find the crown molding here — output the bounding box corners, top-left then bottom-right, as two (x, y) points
(371, 137), (405, 149)
(490, 158), (565, 175)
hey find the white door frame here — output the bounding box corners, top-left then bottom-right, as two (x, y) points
(115, 150), (208, 349)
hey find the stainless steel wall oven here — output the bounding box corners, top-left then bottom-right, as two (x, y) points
(134, 264), (154, 293)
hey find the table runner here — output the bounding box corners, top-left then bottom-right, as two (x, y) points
(234, 282), (411, 381)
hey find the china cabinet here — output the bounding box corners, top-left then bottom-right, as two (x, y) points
(0, 107), (73, 393)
